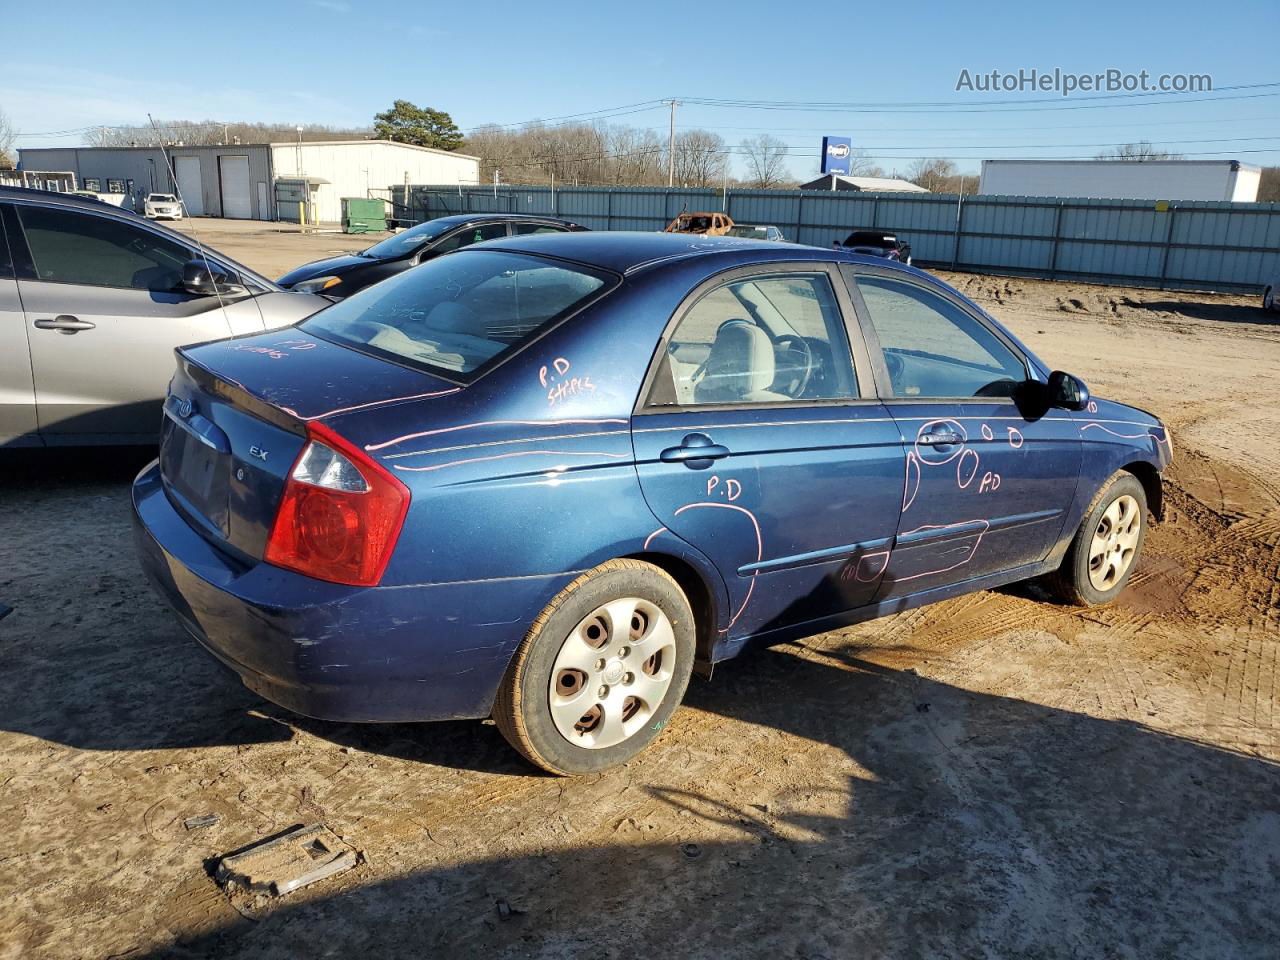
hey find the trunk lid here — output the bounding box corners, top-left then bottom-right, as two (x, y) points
(160, 330), (455, 563)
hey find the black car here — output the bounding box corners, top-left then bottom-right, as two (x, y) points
(278, 214), (588, 297)
(835, 230), (912, 265)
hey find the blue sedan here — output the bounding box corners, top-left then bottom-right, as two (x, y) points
(132, 232), (1172, 774)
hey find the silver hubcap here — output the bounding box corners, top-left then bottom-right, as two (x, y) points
(1088, 494), (1142, 591)
(548, 597), (677, 749)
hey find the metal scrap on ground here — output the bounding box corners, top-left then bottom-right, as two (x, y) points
(215, 824), (358, 897)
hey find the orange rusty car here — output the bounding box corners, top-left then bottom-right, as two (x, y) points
(664, 211), (734, 236)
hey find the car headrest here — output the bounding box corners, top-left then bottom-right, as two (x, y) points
(695, 319), (776, 404)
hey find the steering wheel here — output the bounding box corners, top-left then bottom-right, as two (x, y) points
(772, 334), (815, 398)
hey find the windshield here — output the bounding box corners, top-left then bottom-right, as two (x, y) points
(727, 225), (767, 238)
(149, 194), (177, 202)
(361, 219), (455, 259)
(302, 250), (615, 380)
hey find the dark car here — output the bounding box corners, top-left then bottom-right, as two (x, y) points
(134, 232), (1171, 775)
(277, 213), (588, 297)
(836, 230), (912, 265)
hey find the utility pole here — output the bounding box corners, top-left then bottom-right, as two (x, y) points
(667, 99), (679, 188)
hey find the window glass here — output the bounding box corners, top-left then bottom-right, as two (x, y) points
(302, 250), (611, 380)
(648, 273), (856, 407)
(431, 222), (507, 254)
(0, 208), (12, 278)
(17, 205), (192, 291)
(513, 223), (566, 235)
(856, 276), (1026, 399)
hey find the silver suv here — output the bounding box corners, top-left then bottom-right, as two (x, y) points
(0, 188), (328, 446)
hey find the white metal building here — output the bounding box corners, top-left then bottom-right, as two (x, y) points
(800, 174), (930, 193)
(978, 159), (1261, 203)
(17, 140), (479, 222)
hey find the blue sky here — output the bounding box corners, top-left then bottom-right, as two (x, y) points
(6, 0), (1278, 178)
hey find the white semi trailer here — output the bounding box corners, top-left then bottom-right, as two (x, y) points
(978, 159), (1261, 202)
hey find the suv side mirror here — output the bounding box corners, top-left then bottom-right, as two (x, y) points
(182, 259), (245, 298)
(1047, 370), (1090, 411)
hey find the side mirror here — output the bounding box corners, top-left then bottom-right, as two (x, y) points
(1047, 370), (1090, 411)
(182, 259), (245, 298)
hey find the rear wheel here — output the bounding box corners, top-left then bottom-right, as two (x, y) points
(492, 559), (695, 775)
(1045, 472), (1148, 606)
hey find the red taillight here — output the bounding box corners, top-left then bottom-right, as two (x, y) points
(264, 422), (410, 586)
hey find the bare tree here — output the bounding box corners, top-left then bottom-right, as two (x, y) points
(739, 134), (790, 189)
(1258, 166), (1280, 204)
(848, 149), (884, 178)
(669, 129), (728, 187)
(87, 119), (372, 147)
(906, 158), (958, 192)
(0, 108), (15, 169)
(1095, 141), (1185, 161)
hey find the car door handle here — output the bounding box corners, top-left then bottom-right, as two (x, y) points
(33, 315), (96, 334)
(919, 431), (962, 446)
(660, 433), (730, 467)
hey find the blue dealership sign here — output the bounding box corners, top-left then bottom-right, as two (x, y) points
(821, 136), (853, 175)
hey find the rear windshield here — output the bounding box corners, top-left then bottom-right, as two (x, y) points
(302, 250), (614, 381)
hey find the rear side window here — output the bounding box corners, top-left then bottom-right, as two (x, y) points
(16, 205), (191, 291)
(513, 223), (567, 235)
(647, 273), (857, 407)
(302, 249), (614, 381)
(856, 276), (1027, 399)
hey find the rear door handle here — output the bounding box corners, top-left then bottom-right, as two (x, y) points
(659, 432), (730, 468)
(919, 431), (962, 446)
(33, 315), (96, 334)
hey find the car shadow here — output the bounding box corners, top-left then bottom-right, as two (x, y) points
(142, 641), (1280, 959)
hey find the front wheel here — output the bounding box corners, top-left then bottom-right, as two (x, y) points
(492, 559), (695, 775)
(1045, 472), (1148, 606)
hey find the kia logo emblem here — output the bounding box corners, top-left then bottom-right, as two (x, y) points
(828, 143), (851, 158)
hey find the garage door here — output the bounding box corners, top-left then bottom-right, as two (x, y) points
(218, 155), (252, 219)
(173, 156), (203, 216)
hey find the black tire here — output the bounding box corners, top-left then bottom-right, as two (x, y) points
(492, 559), (696, 775)
(1045, 472), (1148, 607)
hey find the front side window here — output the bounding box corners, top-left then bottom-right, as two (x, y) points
(302, 250), (612, 380)
(647, 272), (857, 407)
(17, 205), (192, 291)
(431, 222), (507, 254)
(856, 276), (1027, 399)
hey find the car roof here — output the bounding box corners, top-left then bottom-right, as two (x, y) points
(428, 213), (583, 227)
(474, 230), (852, 275)
(0, 185), (136, 213)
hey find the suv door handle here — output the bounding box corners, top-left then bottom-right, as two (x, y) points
(34, 315), (96, 334)
(919, 430), (962, 446)
(659, 432), (730, 468)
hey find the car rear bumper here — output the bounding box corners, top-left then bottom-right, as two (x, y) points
(132, 461), (554, 723)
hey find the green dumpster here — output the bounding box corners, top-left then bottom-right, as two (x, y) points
(341, 197), (387, 234)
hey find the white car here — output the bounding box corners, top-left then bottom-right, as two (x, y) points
(144, 193), (184, 220)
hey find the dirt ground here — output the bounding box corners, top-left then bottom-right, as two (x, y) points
(2, 220), (1278, 959)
